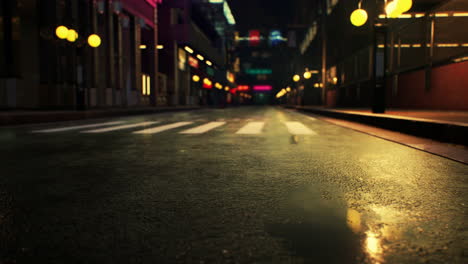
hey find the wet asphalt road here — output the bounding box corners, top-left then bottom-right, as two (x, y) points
(0, 106), (466, 264)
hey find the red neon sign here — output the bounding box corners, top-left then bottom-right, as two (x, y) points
(188, 56), (199, 68)
(203, 78), (213, 89)
(249, 30), (260, 46)
(253, 85), (272, 91)
(237, 85), (249, 91)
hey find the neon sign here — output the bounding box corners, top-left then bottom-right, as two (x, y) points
(253, 85), (272, 91)
(237, 85), (249, 91)
(188, 56), (199, 68)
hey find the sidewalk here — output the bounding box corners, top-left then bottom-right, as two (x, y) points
(0, 106), (201, 126)
(288, 105), (468, 146)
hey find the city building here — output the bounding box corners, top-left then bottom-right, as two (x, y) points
(0, 0), (165, 110)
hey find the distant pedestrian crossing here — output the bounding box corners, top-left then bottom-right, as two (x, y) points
(32, 120), (318, 136)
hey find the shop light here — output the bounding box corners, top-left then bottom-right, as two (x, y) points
(192, 75), (200, 82)
(224, 86), (230, 91)
(55, 25), (69, 39)
(435, 13), (449, 17)
(303, 71), (312, 79)
(157, 45), (164, 49)
(293, 75), (300, 82)
(142, 74), (151, 95)
(184, 46), (194, 54)
(286, 87), (291, 92)
(203, 78), (212, 89)
(206, 60), (212, 66)
(139, 45), (147, 49)
(209, 0), (224, 3)
(196, 54), (204, 61)
(398, 14), (412, 18)
(87, 34), (101, 48)
(453, 12), (468, 17)
(437, 43), (459, 47)
(453, 56), (468, 63)
(215, 83), (223, 89)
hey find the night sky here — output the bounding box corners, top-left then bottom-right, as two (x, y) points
(228, 0), (295, 32)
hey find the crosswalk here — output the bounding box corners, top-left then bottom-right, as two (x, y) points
(31, 120), (318, 135)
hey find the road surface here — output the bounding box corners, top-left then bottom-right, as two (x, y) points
(0, 106), (466, 263)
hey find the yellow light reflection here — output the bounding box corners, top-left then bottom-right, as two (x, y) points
(346, 209), (362, 233)
(365, 231), (383, 260)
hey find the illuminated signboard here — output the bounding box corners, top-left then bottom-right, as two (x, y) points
(269, 30), (285, 46)
(188, 56), (199, 68)
(178, 48), (186, 70)
(249, 30), (260, 46)
(145, 0), (162, 7)
(245, 69), (272, 75)
(203, 78), (213, 89)
(226, 71), (235, 83)
(253, 85), (272, 91)
(237, 85), (249, 91)
(207, 67), (214, 76)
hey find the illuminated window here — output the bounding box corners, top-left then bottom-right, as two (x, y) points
(142, 74), (151, 95)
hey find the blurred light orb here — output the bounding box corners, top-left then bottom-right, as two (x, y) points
(88, 34), (101, 48)
(192, 75), (200, 82)
(55, 25), (68, 39)
(293, 75), (300, 82)
(67, 29), (78, 42)
(397, 0), (412, 13)
(303, 71), (312, 79)
(350, 9), (368, 27)
(386, 1), (401, 18)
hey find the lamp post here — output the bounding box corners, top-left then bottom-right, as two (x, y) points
(349, 0), (414, 113)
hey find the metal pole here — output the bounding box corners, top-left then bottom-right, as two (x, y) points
(321, 0), (327, 106)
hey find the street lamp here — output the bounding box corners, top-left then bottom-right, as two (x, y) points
(303, 70), (312, 79)
(55, 25), (69, 39)
(87, 34), (101, 48)
(350, 0), (413, 27)
(350, 8), (368, 27)
(293, 75), (300, 82)
(66, 29), (78, 42)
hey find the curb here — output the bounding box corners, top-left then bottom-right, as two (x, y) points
(0, 106), (201, 126)
(288, 106), (468, 146)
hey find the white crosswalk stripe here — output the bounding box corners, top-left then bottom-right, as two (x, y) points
(284, 121), (317, 135)
(236, 122), (265, 134)
(179, 122), (226, 134)
(81, 121), (159, 133)
(32, 121), (125, 133)
(133, 122), (193, 134)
